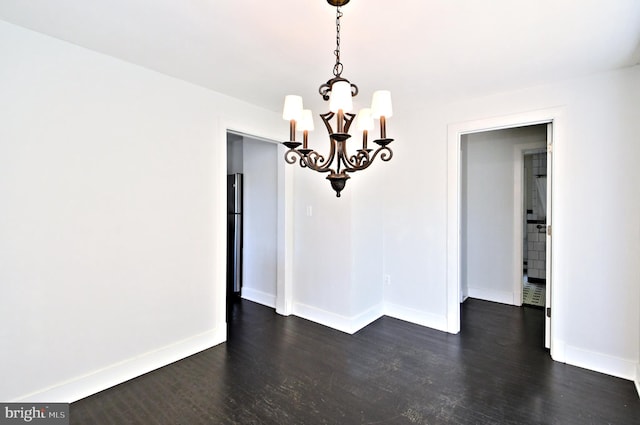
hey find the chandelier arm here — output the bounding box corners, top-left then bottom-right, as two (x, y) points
(312, 130), (340, 171)
(334, 139), (360, 171)
(319, 111), (355, 174)
(305, 149), (336, 173)
(314, 111), (344, 172)
(342, 112), (356, 133)
(338, 131), (374, 170)
(342, 152), (369, 171)
(285, 149), (313, 169)
(335, 141), (349, 174)
(284, 149), (303, 165)
(375, 146), (393, 162)
(284, 148), (335, 173)
(342, 145), (393, 173)
(347, 149), (372, 168)
(320, 112), (335, 134)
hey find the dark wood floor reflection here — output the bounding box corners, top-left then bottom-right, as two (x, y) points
(71, 299), (640, 424)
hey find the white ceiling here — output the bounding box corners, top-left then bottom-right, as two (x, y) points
(1, 0), (639, 115)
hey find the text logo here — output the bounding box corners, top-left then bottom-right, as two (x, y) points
(0, 404), (68, 425)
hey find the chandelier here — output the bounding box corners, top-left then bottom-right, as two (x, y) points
(282, 0), (394, 197)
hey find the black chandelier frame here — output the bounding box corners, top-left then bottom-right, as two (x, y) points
(282, 0), (394, 197)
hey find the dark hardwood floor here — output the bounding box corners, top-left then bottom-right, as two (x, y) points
(71, 299), (640, 424)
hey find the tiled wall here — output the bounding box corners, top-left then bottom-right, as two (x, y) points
(527, 223), (546, 280)
(525, 153), (547, 282)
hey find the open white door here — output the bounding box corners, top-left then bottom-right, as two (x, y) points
(545, 123), (553, 349)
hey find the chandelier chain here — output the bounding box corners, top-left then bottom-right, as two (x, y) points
(333, 6), (343, 77)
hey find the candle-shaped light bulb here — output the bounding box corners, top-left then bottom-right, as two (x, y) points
(283, 95), (303, 141)
(356, 108), (374, 150)
(371, 90), (393, 139)
(298, 109), (314, 149)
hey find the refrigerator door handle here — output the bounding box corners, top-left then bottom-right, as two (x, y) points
(233, 213), (242, 293)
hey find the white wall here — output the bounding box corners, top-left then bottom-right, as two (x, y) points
(241, 137), (278, 307)
(381, 110), (450, 331)
(289, 128), (388, 333)
(0, 20), (284, 402)
(463, 126), (546, 304)
(291, 167), (355, 328)
(383, 65), (640, 380)
(350, 166), (386, 320)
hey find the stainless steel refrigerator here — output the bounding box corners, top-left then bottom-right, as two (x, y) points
(227, 173), (243, 296)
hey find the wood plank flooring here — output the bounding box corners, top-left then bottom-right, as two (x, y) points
(71, 299), (640, 424)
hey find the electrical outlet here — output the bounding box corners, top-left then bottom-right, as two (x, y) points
(383, 274), (391, 286)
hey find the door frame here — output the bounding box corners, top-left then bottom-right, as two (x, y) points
(216, 119), (294, 334)
(447, 107), (566, 362)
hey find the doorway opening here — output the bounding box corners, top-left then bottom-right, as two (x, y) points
(225, 130), (286, 325)
(460, 125), (547, 305)
(447, 107), (564, 359)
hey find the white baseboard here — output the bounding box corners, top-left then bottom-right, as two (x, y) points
(467, 287), (515, 306)
(13, 327), (226, 403)
(293, 301), (450, 336)
(384, 302), (449, 333)
(292, 302), (384, 335)
(241, 287), (276, 308)
(550, 338), (566, 363)
(563, 344), (637, 382)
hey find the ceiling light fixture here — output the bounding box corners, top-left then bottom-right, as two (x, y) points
(282, 0), (394, 197)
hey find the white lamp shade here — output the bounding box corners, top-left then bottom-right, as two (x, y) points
(298, 109), (315, 132)
(371, 90), (393, 118)
(282, 95), (303, 121)
(356, 108), (374, 131)
(329, 81), (353, 113)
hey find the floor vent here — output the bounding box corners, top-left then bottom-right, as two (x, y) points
(523, 281), (545, 307)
